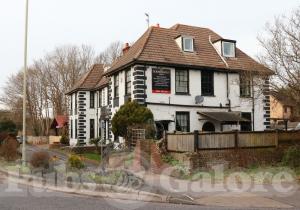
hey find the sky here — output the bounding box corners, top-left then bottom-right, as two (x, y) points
(0, 0), (299, 108)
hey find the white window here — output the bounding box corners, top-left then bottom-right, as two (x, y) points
(183, 37), (194, 52)
(222, 41), (235, 57)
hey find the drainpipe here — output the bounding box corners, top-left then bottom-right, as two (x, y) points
(251, 77), (255, 131)
(226, 72), (231, 112)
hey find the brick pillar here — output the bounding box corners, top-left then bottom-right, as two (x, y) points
(132, 140), (151, 171)
(150, 143), (164, 174)
(132, 140), (143, 171)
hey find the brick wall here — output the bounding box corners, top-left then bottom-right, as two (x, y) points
(172, 148), (285, 170)
(132, 139), (164, 173)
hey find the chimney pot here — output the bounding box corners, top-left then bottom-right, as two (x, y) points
(156, 23), (160, 28)
(122, 43), (130, 54)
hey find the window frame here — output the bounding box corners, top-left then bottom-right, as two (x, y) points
(201, 71), (214, 96)
(90, 119), (95, 139)
(90, 91), (95, 109)
(70, 95), (73, 115)
(182, 37), (194, 52)
(74, 93), (77, 115)
(98, 90), (102, 108)
(70, 120), (73, 139)
(240, 75), (251, 98)
(222, 41), (235, 57)
(175, 112), (190, 132)
(75, 119), (77, 139)
(125, 69), (131, 96)
(114, 74), (119, 98)
(175, 69), (189, 95)
(240, 112), (252, 131)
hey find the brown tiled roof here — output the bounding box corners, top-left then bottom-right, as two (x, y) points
(66, 64), (107, 95)
(94, 76), (109, 90)
(106, 24), (273, 75)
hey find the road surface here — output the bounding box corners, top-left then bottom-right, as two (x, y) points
(0, 173), (299, 210)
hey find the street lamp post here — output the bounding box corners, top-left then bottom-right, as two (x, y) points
(22, 0), (29, 167)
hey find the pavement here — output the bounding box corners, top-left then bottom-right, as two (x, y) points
(0, 175), (299, 210)
(20, 144), (300, 209)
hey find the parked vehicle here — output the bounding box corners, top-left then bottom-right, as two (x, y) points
(295, 123), (300, 131)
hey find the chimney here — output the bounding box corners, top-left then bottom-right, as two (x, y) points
(156, 23), (160, 28)
(122, 43), (130, 54)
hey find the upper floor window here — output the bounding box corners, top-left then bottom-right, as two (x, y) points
(98, 91), (102, 107)
(222, 41), (235, 57)
(240, 75), (251, 97)
(70, 95), (73, 115)
(201, 71), (214, 96)
(183, 37), (194, 52)
(175, 69), (189, 94)
(114, 74), (119, 98)
(90, 91), (95, 108)
(102, 89), (106, 106)
(125, 70), (131, 95)
(74, 93), (77, 114)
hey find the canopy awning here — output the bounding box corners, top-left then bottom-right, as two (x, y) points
(197, 112), (249, 124)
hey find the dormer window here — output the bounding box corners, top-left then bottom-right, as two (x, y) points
(182, 37), (194, 52)
(213, 38), (236, 58)
(222, 41), (235, 57)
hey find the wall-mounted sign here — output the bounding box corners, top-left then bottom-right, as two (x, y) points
(152, 68), (171, 94)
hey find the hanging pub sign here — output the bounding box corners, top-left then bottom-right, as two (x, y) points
(152, 68), (171, 94)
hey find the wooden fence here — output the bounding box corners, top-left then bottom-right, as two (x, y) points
(167, 130), (300, 152)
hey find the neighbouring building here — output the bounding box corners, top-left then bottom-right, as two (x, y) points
(66, 64), (109, 146)
(50, 115), (69, 136)
(67, 24), (273, 145)
(270, 91), (299, 129)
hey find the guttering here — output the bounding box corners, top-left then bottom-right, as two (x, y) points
(146, 102), (229, 109)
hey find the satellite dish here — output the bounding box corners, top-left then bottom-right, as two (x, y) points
(195, 95), (204, 104)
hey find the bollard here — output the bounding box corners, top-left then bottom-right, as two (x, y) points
(54, 170), (58, 186)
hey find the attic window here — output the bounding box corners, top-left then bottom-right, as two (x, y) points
(182, 37), (194, 52)
(222, 41), (235, 57)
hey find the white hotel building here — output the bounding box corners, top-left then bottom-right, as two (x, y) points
(67, 24), (273, 145)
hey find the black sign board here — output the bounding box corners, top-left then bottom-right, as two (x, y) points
(152, 68), (171, 94)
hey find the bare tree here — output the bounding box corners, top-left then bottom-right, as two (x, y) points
(1, 42), (123, 136)
(258, 7), (300, 106)
(94, 41), (123, 65)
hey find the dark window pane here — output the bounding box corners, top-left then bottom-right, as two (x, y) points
(90, 92), (95, 108)
(90, 119), (95, 139)
(201, 71), (214, 96)
(176, 112), (190, 132)
(240, 75), (251, 97)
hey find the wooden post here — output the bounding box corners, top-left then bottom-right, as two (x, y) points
(54, 170), (58, 186)
(194, 130), (199, 152)
(275, 130), (279, 148)
(234, 130), (239, 149)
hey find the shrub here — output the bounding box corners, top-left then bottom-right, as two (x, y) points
(282, 146), (300, 168)
(67, 154), (85, 170)
(112, 100), (154, 139)
(89, 137), (102, 154)
(30, 151), (50, 169)
(0, 119), (17, 135)
(60, 134), (69, 145)
(162, 155), (180, 166)
(0, 135), (19, 161)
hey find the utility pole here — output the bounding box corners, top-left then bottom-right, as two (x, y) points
(22, 0), (29, 167)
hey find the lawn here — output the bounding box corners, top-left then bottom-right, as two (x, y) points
(82, 152), (101, 162)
